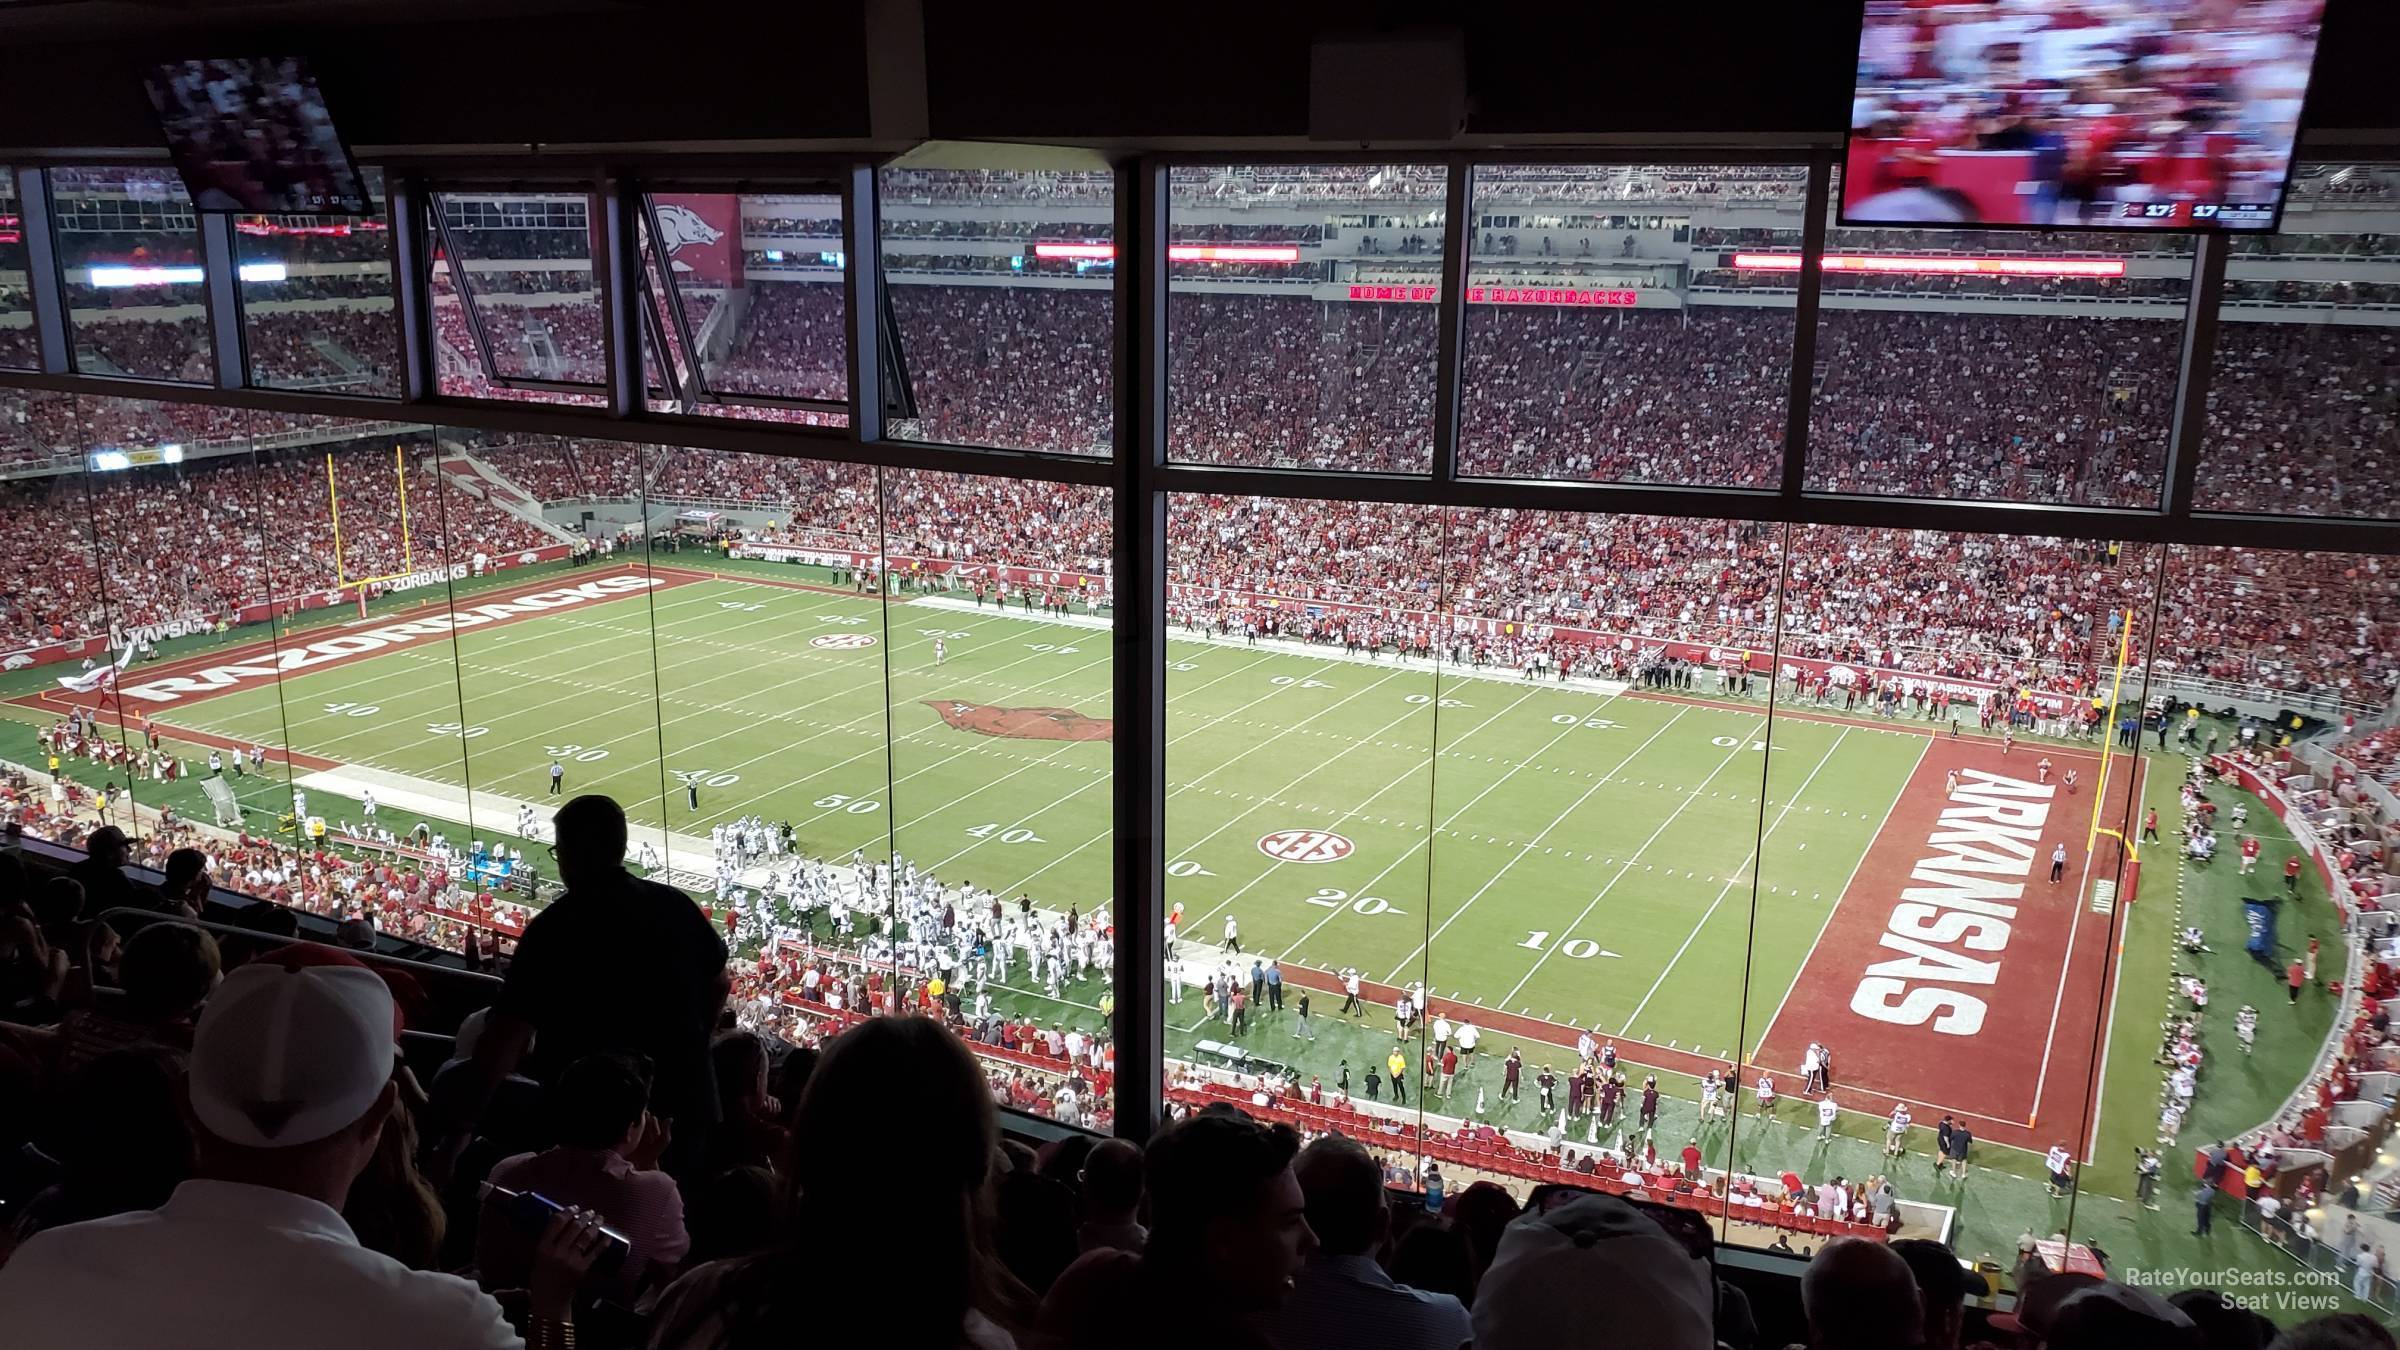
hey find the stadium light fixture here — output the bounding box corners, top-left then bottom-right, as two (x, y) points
(1730, 252), (2128, 279)
(1034, 243), (1304, 264)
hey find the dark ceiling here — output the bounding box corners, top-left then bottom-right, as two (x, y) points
(0, 0), (2388, 160)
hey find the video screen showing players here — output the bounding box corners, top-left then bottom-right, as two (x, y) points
(145, 57), (372, 215)
(1843, 0), (2324, 231)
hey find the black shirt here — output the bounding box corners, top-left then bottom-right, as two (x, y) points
(499, 870), (729, 1131)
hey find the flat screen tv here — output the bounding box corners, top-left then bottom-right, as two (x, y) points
(143, 57), (372, 214)
(1842, 0), (2324, 232)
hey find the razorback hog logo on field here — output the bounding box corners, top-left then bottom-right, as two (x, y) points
(924, 700), (1113, 742)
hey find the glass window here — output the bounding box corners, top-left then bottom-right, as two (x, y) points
(882, 467), (1115, 1118)
(1459, 164), (1807, 486)
(430, 189), (608, 404)
(647, 191), (847, 408)
(880, 167), (1113, 455)
(0, 169), (34, 370)
(2199, 164), (2400, 518)
(50, 167), (210, 382)
(1732, 526), (2155, 1256)
(1806, 171), (2192, 507)
(237, 167), (398, 395)
(1163, 493), (1442, 1129)
(1168, 164), (1447, 471)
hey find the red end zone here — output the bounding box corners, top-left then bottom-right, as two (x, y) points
(9, 569), (690, 719)
(1757, 737), (2138, 1150)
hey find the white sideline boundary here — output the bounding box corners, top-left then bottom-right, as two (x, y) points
(298, 765), (726, 880)
(904, 594), (1634, 699)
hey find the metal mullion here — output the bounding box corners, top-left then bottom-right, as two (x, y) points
(596, 176), (646, 420)
(1110, 155), (1168, 1140)
(1780, 150), (1833, 498)
(17, 168), (69, 376)
(387, 174), (437, 403)
(426, 201), (508, 387)
(841, 162), (884, 444)
(198, 211), (246, 389)
(2162, 232), (2230, 520)
(1427, 157), (1472, 487)
(635, 191), (710, 408)
(706, 392), (850, 416)
(1148, 458), (2400, 553)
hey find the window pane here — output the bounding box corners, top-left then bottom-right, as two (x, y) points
(882, 468), (1115, 1127)
(1169, 165), (1447, 471)
(881, 168), (1112, 455)
(431, 190), (608, 401)
(51, 167), (209, 382)
(1459, 164), (1806, 486)
(652, 191), (847, 407)
(1163, 494), (1442, 1142)
(2199, 164), (2400, 518)
(1736, 527), (2154, 1259)
(1806, 172), (2190, 507)
(436, 436), (662, 913)
(0, 169), (34, 370)
(238, 167), (398, 395)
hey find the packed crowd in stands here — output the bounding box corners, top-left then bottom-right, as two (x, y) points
(4, 412), (2398, 711)
(0, 446), (553, 649)
(4, 788), (2393, 1348)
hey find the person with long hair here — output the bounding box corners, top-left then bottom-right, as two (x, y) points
(645, 1016), (1016, 1349)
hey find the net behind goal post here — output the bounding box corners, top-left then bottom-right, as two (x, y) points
(198, 775), (244, 827)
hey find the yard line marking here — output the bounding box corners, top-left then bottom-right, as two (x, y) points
(982, 665), (1423, 893)
(2031, 752), (2146, 1129)
(799, 649), (1281, 837)
(1187, 684), (1546, 950)
(1618, 725), (1852, 1039)
(1745, 731), (1930, 1055)
(1374, 703), (1691, 984)
(181, 582), (754, 750)
(258, 585), (891, 759)
(1494, 721), (1767, 1009)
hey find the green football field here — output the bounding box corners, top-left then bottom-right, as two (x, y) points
(139, 564), (1932, 1062)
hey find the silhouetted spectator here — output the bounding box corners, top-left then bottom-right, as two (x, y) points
(645, 1016), (1016, 1349)
(1472, 1192), (1715, 1350)
(479, 1051), (684, 1301)
(1041, 1109), (1314, 1350)
(5, 1045), (192, 1255)
(1891, 1238), (1988, 1350)
(1802, 1237), (1923, 1350)
(440, 796), (729, 1181)
(69, 827), (166, 927)
(1264, 1134), (1469, 1349)
(0, 948), (608, 1348)
(1075, 1137), (1147, 1253)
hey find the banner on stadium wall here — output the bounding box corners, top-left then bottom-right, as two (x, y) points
(1165, 581), (2084, 714)
(652, 194), (739, 286)
(0, 543), (579, 675)
(729, 542), (1105, 593)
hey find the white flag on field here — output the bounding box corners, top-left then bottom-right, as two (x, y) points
(57, 646), (134, 694)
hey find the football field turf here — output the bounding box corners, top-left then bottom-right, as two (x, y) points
(105, 563), (2129, 1141)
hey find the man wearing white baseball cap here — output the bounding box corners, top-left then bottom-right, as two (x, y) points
(0, 947), (608, 1349)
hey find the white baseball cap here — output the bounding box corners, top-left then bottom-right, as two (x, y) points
(1471, 1193), (1716, 1350)
(190, 952), (400, 1149)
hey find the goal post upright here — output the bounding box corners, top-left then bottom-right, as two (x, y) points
(2086, 606), (2141, 863)
(328, 445), (423, 603)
